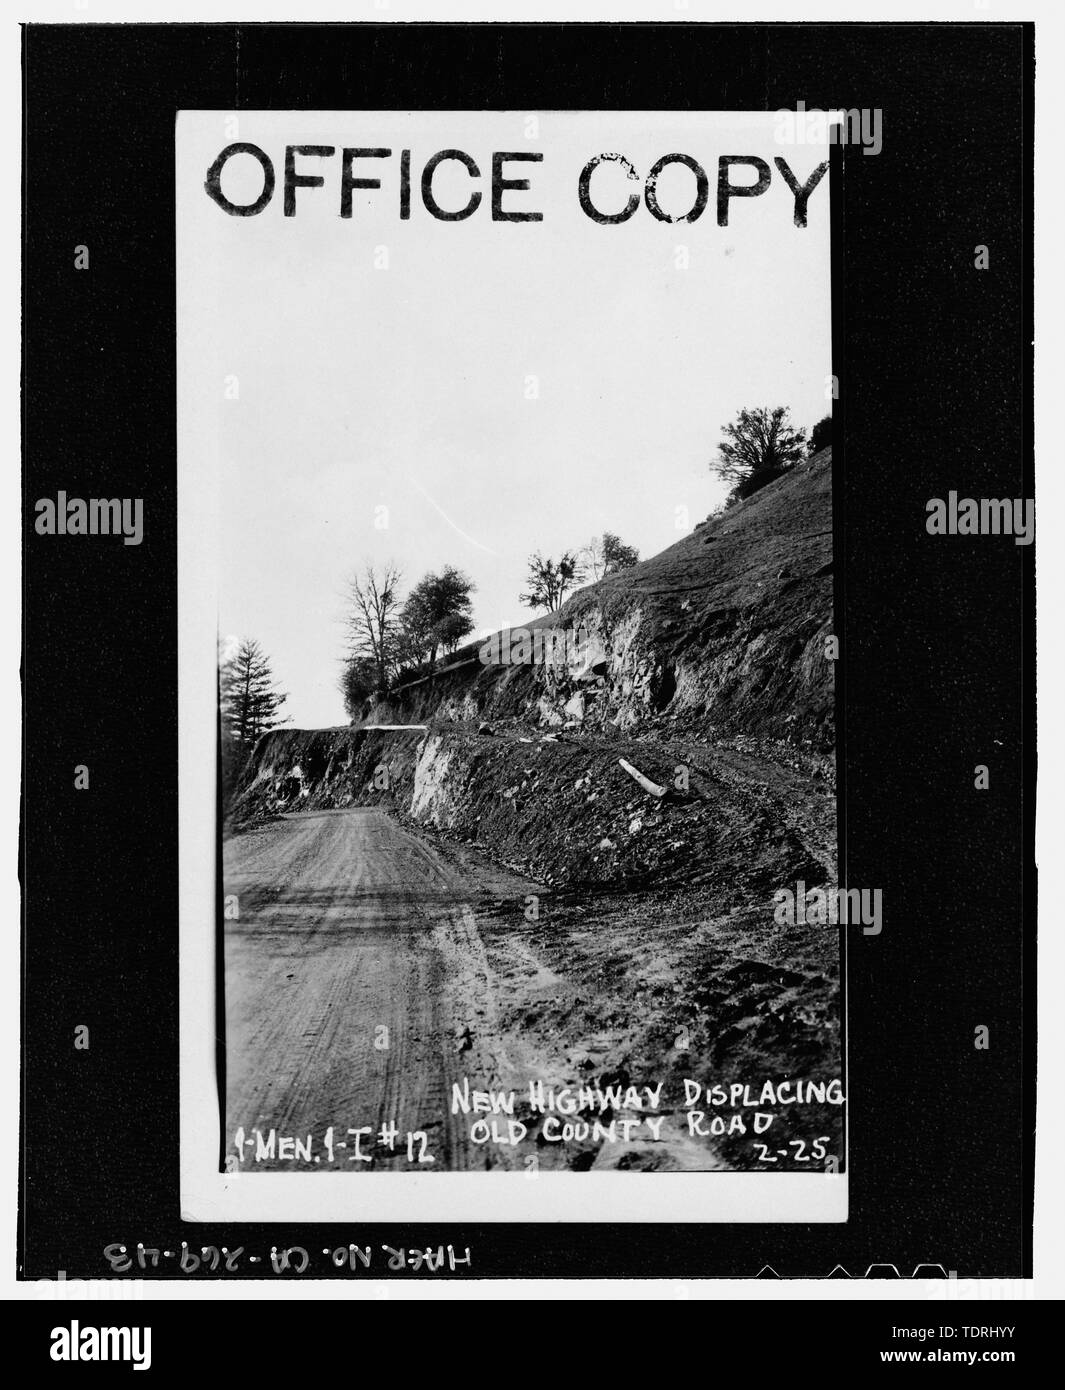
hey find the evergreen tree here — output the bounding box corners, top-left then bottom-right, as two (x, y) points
(220, 638), (289, 749)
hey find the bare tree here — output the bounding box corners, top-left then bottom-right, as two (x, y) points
(520, 551), (585, 611)
(344, 562), (403, 698)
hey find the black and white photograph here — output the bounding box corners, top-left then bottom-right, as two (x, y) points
(17, 7), (1044, 1319)
(178, 109), (845, 1219)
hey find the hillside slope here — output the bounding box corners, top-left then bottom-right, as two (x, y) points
(358, 444), (832, 747)
(230, 449), (834, 892)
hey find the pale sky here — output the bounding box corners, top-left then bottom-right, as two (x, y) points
(179, 111), (831, 727)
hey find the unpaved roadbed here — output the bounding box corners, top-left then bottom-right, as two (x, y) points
(225, 806), (841, 1173)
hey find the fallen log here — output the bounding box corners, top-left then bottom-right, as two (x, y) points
(618, 757), (668, 799)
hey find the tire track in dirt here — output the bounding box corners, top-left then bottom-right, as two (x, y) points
(223, 807), (507, 1172)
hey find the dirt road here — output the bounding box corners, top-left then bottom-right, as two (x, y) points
(224, 806), (531, 1173)
(224, 803), (841, 1175)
